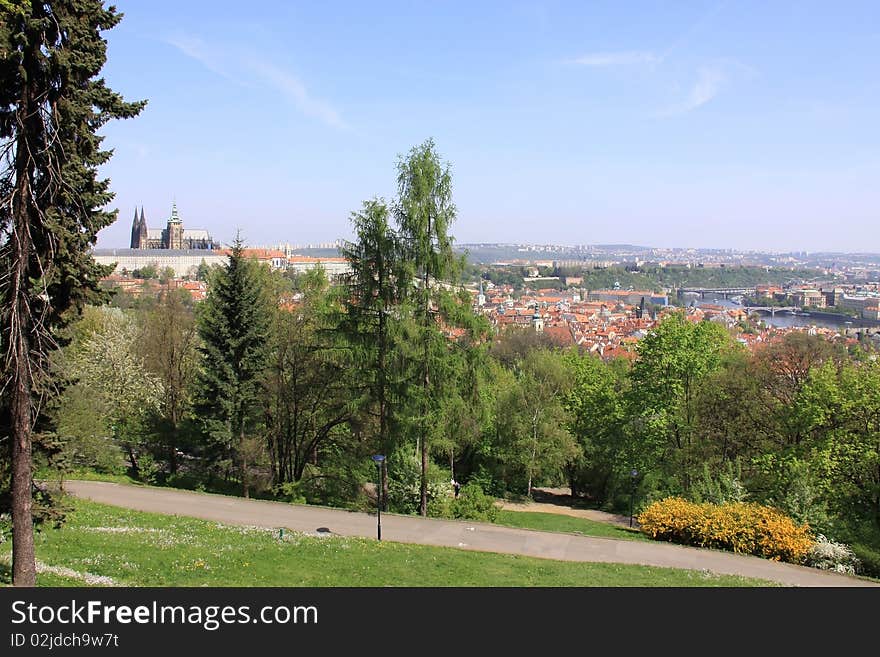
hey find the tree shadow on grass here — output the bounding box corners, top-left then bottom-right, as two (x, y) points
(530, 487), (600, 510)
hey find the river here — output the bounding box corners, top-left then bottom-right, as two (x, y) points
(683, 294), (877, 330)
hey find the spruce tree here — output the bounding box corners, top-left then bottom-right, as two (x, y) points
(338, 199), (408, 504)
(196, 237), (270, 498)
(0, 1), (144, 586)
(340, 199), (411, 454)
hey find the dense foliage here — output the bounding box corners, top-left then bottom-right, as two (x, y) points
(477, 264), (823, 294)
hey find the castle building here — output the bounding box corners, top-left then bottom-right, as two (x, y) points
(130, 203), (218, 250)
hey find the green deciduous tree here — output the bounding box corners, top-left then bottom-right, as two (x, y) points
(794, 359), (880, 532)
(0, 0), (144, 585)
(494, 349), (578, 497)
(627, 312), (732, 495)
(264, 269), (353, 485)
(139, 287), (198, 474)
(61, 306), (162, 478)
(563, 351), (629, 503)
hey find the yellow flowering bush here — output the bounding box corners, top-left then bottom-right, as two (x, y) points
(637, 497), (813, 564)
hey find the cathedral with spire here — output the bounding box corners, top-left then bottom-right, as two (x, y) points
(130, 203), (218, 250)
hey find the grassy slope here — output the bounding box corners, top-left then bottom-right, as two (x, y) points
(494, 510), (651, 542)
(0, 498), (774, 587)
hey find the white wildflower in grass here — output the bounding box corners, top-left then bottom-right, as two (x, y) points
(232, 524), (277, 537)
(806, 534), (861, 575)
(36, 563), (118, 586)
(1, 556), (123, 586)
(85, 526), (169, 535)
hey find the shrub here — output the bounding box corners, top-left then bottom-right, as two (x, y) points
(449, 483), (500, 522)
(467, 465), (506, 498)
(806, 535), (861, 575)
(273, 481), (307, 505)
(273, 463), (369, 510)
(753, 456), (831, 533)
(386, 453), (451, 515)
(691, 460), (746, 505)
(637, 497), (813, 564)
(851, 544), (880, 579)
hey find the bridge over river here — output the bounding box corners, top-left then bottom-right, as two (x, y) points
(679, 287), (755, 299)
(741, 306), (800, 313)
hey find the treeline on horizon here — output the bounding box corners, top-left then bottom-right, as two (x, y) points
(473, 263), (826, 293)
(8, 140), (878, 577)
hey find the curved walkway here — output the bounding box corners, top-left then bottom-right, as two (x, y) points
(65, 480), (878, 587)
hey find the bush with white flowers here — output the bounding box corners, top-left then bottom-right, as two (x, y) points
(806, 534), (861, 575)
(0, 513), (10, 544)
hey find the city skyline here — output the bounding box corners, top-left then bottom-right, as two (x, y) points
(95, 1), (880, 253)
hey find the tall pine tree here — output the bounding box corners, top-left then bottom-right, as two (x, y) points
(338, 199), (408, 503)
(0, 0), (144, 586)
(196, 237), (270, 498)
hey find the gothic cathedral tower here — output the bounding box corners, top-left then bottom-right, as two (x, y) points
(129, 206), (148, 248)
(129, 208), (139, 248)
(166, 202), (183, 250)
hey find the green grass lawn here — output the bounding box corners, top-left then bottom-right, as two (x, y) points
(38, 469), (142, 486)
(0, 498), (774, 587)
(493, 510), (652, 542)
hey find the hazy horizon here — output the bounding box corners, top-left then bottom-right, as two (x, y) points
(95, 1), (880, 253)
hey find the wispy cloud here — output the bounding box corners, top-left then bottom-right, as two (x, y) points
(165, 33), (349, 131)
(246, 60), (348, 130)
(569, 51), (660, 67)
(658, 66), (726, 116)
(165, 35), (237, 82)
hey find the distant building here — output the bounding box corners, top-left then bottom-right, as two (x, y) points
(756, 284), (783, 299)
(790, 289), (826, 309)
(839, 294), (871, 313)
(821, 287), (844, 307)
(588, 289), (668, 306)
(130, 203), (219, 250)
(286, 255), (351, 279)
(531, 310), (544, 333)
(92, 248), (228, 279)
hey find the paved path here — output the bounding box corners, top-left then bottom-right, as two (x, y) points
(65, 480), (878, 587)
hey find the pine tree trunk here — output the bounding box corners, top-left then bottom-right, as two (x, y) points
(9, 63), (38, 586)
(11, 372), (36, 587)
(241, 427), (249, 499)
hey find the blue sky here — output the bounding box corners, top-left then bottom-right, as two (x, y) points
(95, 1), (880, 252)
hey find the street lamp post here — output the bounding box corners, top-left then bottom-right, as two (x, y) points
(371, 455), (385, 541)
(629, 469), (638, 528)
